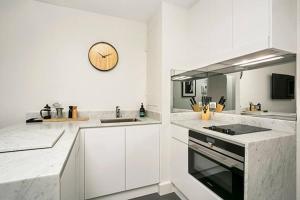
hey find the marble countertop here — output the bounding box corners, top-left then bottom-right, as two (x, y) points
(171, 119), (295, 146)
(0, 117), (160, 195)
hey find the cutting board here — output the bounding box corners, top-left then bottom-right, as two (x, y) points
(43, 117), (89, 122)
(0, 128), (64, 153)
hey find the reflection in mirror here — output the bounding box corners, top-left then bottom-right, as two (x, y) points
(172, 73), (236, 113)
(239, 61), (296, 121)
(171, 61), (296, 121)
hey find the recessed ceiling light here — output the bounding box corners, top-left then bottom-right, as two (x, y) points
(233, 54), (276, 66)
(239, 56), (284, 67)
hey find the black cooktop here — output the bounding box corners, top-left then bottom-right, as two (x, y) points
(203, 124), (271, 135)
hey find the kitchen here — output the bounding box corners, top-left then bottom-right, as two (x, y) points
(0, 0), (299, 200)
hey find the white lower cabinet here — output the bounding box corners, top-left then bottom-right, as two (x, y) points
(61, 134), (80, 200)
(171, 125), (221, 200)
(84, 127), (126, 199)
(126, 125), (160, 190)
(84, 125), (160, 199)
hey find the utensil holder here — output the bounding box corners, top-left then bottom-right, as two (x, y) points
(192, 105), (202, 112)
(201, 106), (210, 120)
(216, 104), (224, 112)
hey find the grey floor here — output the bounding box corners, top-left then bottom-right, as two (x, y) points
(130, 193), (181, 200)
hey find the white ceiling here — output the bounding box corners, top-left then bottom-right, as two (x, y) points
(36, 0), (198, 22)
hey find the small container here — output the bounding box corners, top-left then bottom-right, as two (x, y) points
(139, 103), (146, 117)
(72, 106), (78, 119)
(216, 104), (224, 112)
(201, 105), (211, 120)
(56, 108), (64, 118)
(68, 106), (73, 118)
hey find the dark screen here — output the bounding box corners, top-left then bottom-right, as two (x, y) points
(272, 73), (295, 99)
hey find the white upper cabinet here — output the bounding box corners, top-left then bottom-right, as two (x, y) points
(233, 0), (296, 55)
(233, 0), (269, 54)
(188, 0), (233, 67)
(188, 0), (296, 67)
(125, 125), (160, 190)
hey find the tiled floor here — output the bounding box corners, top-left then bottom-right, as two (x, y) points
(130, 193), (181, 200)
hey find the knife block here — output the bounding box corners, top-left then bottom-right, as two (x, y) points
(192, 104), (202, 112)
(216, 104), (224, 112)
(201, 106), (210, 120)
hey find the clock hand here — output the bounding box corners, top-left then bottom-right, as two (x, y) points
(97, 52), (105, 58)
(104, 53), (112, 58)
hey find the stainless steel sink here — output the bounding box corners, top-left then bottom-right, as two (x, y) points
(100, 118), (140, 123)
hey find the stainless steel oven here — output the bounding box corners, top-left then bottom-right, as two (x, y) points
(188, 130), (245, 200)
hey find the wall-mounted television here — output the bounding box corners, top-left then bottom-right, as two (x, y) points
(271, 73), (295, 99)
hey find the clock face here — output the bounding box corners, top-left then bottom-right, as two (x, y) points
(88, 42), (119, 71)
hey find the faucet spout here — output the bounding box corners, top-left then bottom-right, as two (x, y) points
(116, 106), (121, 118)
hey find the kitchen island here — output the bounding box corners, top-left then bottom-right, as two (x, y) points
(170, 112), (296, 200)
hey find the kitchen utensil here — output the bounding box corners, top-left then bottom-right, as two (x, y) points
(40, 104), (51, 119)
(72, 106), (78, 119)
(68, 106), (73, 118)
(192, 97), (197, 105)
(56, 108), (64, 118)
(190, 98), (195, 105)
(26, 118), (43, 123)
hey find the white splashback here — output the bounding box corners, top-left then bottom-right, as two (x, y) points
(0, 1), (147, 128)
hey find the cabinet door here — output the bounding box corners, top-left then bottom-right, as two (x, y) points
(171, 138), (221, 200)
(61, 135), (79, 200)
(85, 127), (125, 199)
(188, 0), (233, 66)
(125, 125), (160, 190)
(233, 0), (270, 53)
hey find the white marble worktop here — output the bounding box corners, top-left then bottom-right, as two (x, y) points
(171, 112), (296, 146)
(0, 117), (160, 200)
(171, 119), (295, 146)
(171, 113), (296, 199)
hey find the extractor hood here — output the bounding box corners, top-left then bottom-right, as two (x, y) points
(171, 48), (296, 81)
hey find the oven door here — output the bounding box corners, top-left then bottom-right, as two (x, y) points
(188, 141), (244, 200)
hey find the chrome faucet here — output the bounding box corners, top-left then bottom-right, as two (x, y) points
(116, 106), (121, 118)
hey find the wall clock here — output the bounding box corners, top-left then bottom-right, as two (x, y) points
(88, 42), (119, 71)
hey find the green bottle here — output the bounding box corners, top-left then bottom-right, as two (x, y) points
(139, 103), (146, 117)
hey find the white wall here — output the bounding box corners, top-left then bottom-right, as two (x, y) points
(0, 0), (147, 127)
(240, 62), (296, 113)
(161, 1), (188, 184)
(147, 9), (162, 113)
(146, 1), (188, 187)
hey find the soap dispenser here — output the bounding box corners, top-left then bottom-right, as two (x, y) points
(139, 103), (146, 117)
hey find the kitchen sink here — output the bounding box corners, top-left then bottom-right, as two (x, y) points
(100, 118), (140, 123)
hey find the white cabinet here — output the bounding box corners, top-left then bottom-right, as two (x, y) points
(84, 127), (125, 199)
(233, 0), (270, 54)
(170, 125), (220, 200)
(233, 0), (296, 55)
(188, 0), (233, 66)
(84, 125), (160, 199)
(126, 125), (160, 190)
(188, 0), (296, 67)
(60, 134), (80, 200)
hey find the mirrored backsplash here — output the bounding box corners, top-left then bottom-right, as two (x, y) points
(172, 61), (296, 121)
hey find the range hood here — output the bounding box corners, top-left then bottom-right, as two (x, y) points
(171, 48), (296, 81)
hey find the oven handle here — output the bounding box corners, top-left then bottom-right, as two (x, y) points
(189, 141), (244, 170)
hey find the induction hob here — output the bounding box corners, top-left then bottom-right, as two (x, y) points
(203, 124), (271, 135)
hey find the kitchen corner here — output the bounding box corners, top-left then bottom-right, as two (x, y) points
(0, 111), (161, 200)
